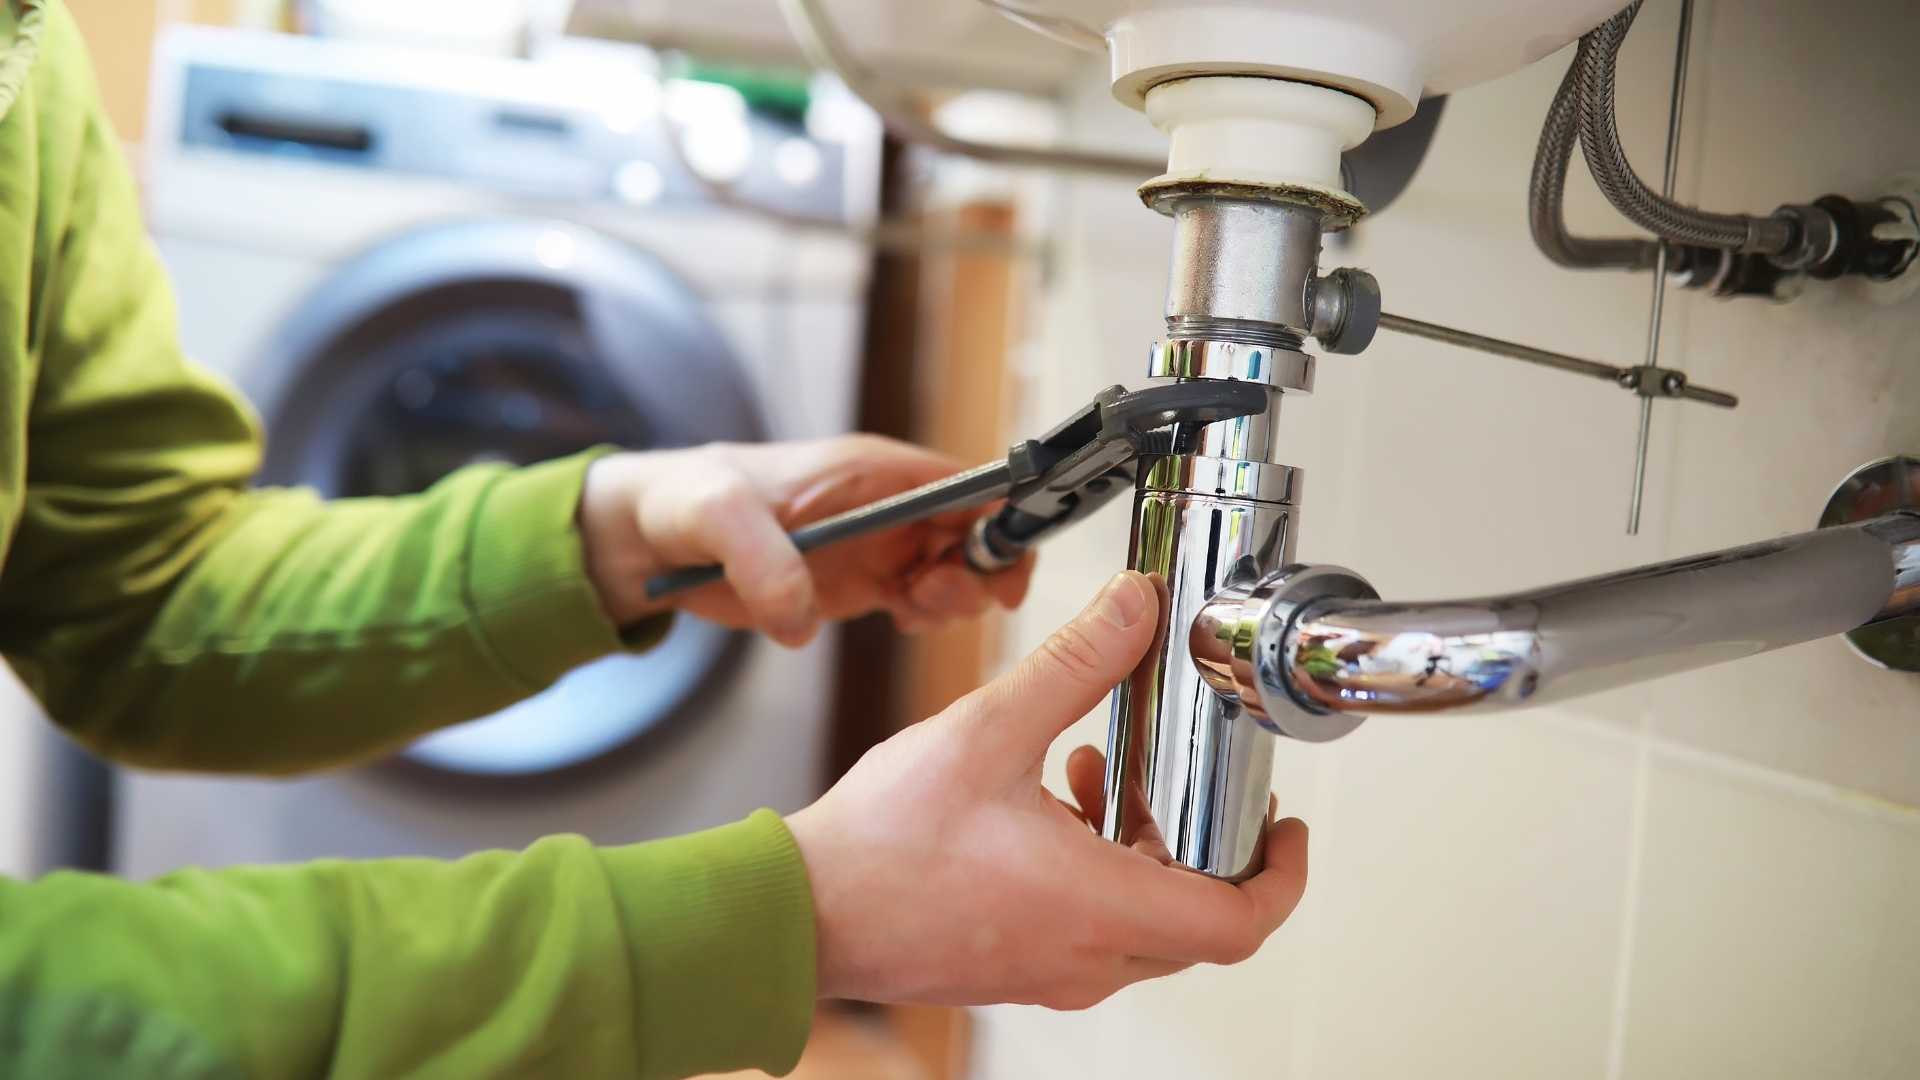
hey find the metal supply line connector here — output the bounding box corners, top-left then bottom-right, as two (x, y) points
(1375, 311), (1737, 409)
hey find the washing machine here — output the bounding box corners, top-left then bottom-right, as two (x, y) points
(113, 26), (879, 875)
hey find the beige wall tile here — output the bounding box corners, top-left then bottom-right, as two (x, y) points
(1653, 640), (1920, 811)
(1299, 717), (1636, 1079)
(981, 0), (1920, 1075)
(991, 718), (1638, 1080)
(1618, 749), (1920, 1078)
(972, 923), (1317, 1079)
(1646, 0), (1920, 807)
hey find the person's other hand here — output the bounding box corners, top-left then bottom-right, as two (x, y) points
(578, 436), (1035, 646)
(786, 570), (1310, 1008)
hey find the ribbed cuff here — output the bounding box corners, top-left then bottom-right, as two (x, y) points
(465, 450), (670, 689)
(601, 810), (818, 1078)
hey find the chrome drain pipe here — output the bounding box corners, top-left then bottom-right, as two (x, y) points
(1102, 193), (1920, 886)
(1192, 513), (1920, 733)
(1101, 192), (1330, 882)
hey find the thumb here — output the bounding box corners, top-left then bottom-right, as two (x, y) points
(965, 570), (1160, 759)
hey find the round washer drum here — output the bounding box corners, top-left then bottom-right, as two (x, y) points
(248, 217), (763, 776)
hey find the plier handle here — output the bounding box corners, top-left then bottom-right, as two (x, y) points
(643, 380), (1268, 600)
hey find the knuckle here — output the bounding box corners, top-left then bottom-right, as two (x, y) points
(694, 472), (755, 518)
(1039, 624), (1108, 684)
(755, 564), (813, 616)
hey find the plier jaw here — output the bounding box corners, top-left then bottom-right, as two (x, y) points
(966, 380), (1271, 570)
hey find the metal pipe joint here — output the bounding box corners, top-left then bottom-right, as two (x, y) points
(1189, 512), (1920, 734)
(1118, 492), (1920, 882)
(1101, 193), (1328, 880)
(1105, 184), (1920, 887)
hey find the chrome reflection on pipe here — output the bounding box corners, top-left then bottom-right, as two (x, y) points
(1103, 456), (1299, 882)
(1204, 513), (1920, 727)
(1102, 193), (1335, 882)
(1191, 564), (1377, 742)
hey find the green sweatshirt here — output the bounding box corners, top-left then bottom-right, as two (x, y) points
(0, 4), (816, 1076)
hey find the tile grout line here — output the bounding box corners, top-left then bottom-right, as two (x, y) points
(1602, 713), (1653, 1080)
(1286, 741), (1342, 1080)
(1640, 724), (1920, 825)
(1540, 708), (1920, 827)
(1610, 19), (1707, 1068)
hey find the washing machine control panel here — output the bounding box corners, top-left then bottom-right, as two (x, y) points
(171, 42), (858, 223)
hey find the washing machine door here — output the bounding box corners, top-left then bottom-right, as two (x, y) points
(249, 218), (762, 776)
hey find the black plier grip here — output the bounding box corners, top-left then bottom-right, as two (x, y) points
(643, 380), (1267, 600)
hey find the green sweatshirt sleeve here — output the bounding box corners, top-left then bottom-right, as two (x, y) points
(0, 13), (820, 1078)
(0, 811), (818, 1080)
(0, 5), (666, 773)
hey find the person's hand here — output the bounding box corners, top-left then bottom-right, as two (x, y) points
(786, 570), (1310, 1008)
(578, 436), (1035, 646)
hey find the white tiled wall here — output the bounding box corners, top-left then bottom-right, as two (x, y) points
(1619, 751), (1920, 1079)
(976, 0), (1920, 1075)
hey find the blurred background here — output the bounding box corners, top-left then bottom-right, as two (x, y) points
(3, 1), (1917, 1077)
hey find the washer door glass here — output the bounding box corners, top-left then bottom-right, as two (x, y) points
(254, 221), (761, 776)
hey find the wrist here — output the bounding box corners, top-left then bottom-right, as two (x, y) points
(578, 452), (666, 626)
(785, 805), (858, 1001)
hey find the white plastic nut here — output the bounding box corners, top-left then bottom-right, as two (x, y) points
(1144, 76), (1376, 197)
(1107, 6), (1421, 128)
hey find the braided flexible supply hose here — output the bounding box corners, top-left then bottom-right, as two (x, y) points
(1575, 1), (1795, 254)
(1528, 56), (1661, 269)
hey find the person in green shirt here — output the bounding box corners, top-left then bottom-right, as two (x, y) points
(0, 3), (1312, 1077)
